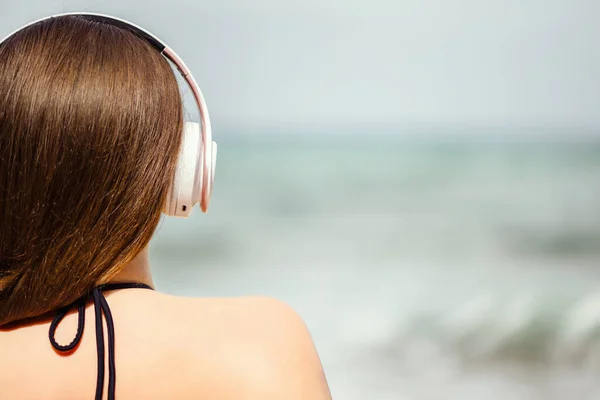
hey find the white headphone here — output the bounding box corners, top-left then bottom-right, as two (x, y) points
(0, 12), (217, 217)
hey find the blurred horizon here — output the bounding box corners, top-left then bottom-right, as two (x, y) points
(213, 124), (600, 138)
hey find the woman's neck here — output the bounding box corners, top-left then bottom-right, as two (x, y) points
(108, 247), (155, 288)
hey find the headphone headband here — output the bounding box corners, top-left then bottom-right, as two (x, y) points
(0, 13), (215, 213)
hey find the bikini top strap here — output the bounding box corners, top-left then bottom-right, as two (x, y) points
(48, 282), (153, 400)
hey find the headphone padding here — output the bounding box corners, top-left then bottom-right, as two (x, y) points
(163, 122), (202, 217)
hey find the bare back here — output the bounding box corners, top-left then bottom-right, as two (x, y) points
(0, 289), (331, 399)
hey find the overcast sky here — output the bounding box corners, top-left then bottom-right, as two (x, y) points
(2, 0), (600, 133)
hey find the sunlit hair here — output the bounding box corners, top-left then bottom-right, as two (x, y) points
(0, 16), (183, 325)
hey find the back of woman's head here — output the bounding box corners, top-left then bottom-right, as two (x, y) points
(0, 16), (183, 325)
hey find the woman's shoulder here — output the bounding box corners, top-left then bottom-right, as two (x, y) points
(126, 292), (332, 399)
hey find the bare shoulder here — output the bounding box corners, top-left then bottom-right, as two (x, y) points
(159, 294), (332, 400)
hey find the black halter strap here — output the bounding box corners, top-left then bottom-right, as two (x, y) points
(48, 282), (153, 400)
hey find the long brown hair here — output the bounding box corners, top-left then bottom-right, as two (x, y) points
(0, 16), (183, 325)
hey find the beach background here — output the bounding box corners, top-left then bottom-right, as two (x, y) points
(150, 133), (600, 400)
(4, 1), (600, 398)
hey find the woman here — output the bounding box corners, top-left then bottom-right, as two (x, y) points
(0, 15), (331, 399)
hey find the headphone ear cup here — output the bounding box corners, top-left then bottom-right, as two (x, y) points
(163, 175), (177, 216)
(205, 141), (217, 209)
(163, 122), (202, 217)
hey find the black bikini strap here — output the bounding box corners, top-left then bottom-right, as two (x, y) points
(101, 282), (155, 291)
(48, 282), (153, 400)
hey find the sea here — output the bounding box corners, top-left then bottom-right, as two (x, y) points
(149, 130), (600, 400)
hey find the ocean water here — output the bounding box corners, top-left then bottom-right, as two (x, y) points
(150, 132), (600, 399)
